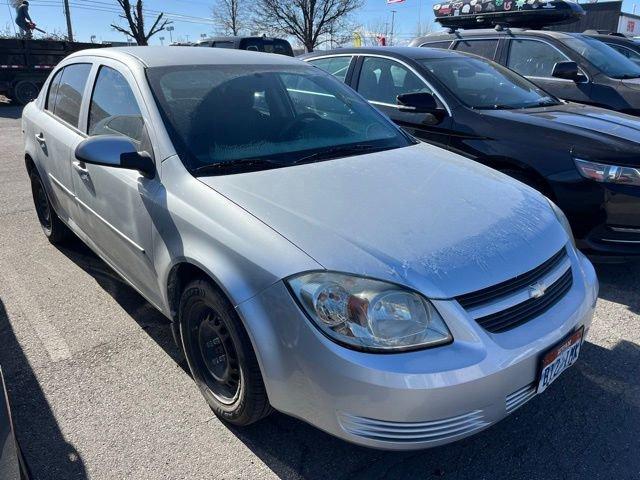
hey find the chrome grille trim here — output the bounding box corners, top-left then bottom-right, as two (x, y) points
(475, 269), (573, 333)
(456, 247), (568, 310)
(338, 410), (489, 443)
(506, 383), (537, 414)
(466, 255), (571, 320)
(455, 247), (574, 333)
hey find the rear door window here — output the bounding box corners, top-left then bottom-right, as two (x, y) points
(53, 63), (91, 127)
(454, 39), (499, 60)
(507, 39), (570, 78)
(307, 56), (353, 82)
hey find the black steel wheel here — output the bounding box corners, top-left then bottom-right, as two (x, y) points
(29, 170), (70, 243)
(179, 278), (272, 425)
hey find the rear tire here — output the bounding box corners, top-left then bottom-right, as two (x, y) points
(29, 170), (71, 244)
(13, 80), (39, 105)
(179, 279), (272, 426)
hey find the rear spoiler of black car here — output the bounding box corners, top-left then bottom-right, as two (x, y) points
(433, 0), (584, 30)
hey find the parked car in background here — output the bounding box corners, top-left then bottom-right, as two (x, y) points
(1, 367), (28, 480)
(303, 47), (640, 258)
(22, 46), (598, 450)
(583, 31), (640, 67)
(410, 29), (640, 116)
(195, 36), (294, 56)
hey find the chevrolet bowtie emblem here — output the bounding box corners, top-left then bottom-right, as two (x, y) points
(528, 282), (547, 299)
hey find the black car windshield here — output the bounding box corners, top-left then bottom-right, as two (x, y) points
(420, 56), (559, 110)
(562, 35), (640, 79)
(146, 65), (412, 174)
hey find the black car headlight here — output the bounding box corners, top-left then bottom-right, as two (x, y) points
(574, 158), (640, 187)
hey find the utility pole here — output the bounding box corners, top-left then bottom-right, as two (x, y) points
(390, 10), (396, 46)
(63, 0), (73, 42)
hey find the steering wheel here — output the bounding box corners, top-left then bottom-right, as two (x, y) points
(278, 112), (322, 140)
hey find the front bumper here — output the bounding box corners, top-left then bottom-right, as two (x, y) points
(553, 175), (640, 258)
(237, 251), (598, 450)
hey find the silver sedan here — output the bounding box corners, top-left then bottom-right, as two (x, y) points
(21, 47), (598, 450)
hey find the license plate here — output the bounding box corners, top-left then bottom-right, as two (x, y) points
(537, 327), (584, 394)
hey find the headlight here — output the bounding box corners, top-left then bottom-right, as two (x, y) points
(546, 197), (575, 247)
(287, 272), (452, 352)
(574, 158), (640, 186)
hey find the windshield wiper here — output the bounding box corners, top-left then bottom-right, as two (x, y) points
(191, 157), (285, 176)
(292, 144), (388, 165)
(476, 104), (518, 110)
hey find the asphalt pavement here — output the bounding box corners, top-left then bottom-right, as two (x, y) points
(0, 103), (638, 480)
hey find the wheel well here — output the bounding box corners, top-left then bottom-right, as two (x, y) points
(481, 157), (555, 200)
(167, 262), (220, 320)
(25, 154), (36, 176)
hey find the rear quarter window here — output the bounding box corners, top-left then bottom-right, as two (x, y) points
(420, 40), (452, 49)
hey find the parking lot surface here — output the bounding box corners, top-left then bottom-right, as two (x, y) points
(0, 103), (639, 479)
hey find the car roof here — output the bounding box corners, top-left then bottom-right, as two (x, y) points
(413, 28), (578, 44)
(197, 36), (288, 43)
(66, 45), (302, 68)
(303, 46), (464, 60)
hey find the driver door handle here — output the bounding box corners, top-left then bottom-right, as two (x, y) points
(73, 161), (89, 177)
(35, 132), (46, 144)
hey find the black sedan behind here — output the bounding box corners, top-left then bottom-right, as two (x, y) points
(302, 47), (640, 259)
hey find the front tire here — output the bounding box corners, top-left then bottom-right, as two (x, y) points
(179, 279), (272, 426)
(29, 170), (71, 244)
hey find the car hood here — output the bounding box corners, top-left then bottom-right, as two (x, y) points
(199, 143), (567, 299)
(481, 103), (640, 165)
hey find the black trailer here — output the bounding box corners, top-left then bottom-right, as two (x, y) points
(0, 38), (100, 105)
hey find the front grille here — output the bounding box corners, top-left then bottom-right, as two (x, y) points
(338, 410), (489, 444)
(456, 247), (573, 333)
(475, 269), (572, 333)
(457, 248), (568, 310)
(506, 383), (537, 414)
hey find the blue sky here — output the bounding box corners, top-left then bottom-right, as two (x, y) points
(0, 0), (636, 47)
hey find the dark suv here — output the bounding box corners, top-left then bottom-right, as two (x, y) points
(410, 29), (640, 115)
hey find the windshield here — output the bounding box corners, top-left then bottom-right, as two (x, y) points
(146, 65), (412, 174)
(420, 56), (559, 110)
(562, 35), (640, 79)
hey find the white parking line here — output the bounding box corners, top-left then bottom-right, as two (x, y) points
(0, 268), (71, 362)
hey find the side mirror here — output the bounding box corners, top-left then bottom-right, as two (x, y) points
(75, 135), (155, 178)
(397, 92), (446, 117)
(551, 61), (582, 81)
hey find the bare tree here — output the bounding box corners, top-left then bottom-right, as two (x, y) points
(253, 0), (363, 52)
(212, 0), (250, 36)
(111, 0), (171, 46)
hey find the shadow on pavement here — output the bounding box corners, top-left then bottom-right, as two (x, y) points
(0, 298), (87, 480)
(49, 238), (640, 479)
(53, 236), (190, 375)
(595, 262), (640, 315)
(0, 103), (23, 120)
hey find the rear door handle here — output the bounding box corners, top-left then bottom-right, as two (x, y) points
(35, 132), (45, 144)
